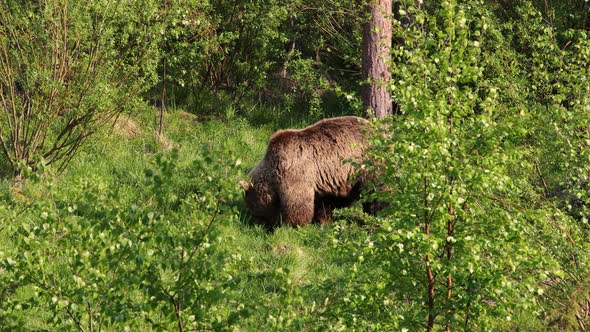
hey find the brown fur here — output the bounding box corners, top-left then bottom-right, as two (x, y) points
(241, 116), (370, 227)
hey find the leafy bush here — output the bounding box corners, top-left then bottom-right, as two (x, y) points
(0, 147), (243, 330)
(155, 0), (366, 117)
(0, 0), (160, 174)
(324, 0), (590, 330)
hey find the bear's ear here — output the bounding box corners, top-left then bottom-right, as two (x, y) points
(239, 180), (252, 191)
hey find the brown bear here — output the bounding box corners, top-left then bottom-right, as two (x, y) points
(239, 116), (374, 228)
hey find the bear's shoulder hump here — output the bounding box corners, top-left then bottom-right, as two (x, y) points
(269, 129), (298, 147)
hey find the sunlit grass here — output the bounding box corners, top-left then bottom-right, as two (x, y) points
(0, 105), (553, 330)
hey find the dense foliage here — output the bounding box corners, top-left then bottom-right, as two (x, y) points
(0, 0), (161, 174)
(148, 0), (367, 117)
(0, 0), (589, 331)
(339, 0), (590, 329)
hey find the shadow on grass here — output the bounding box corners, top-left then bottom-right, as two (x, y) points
(0, 155), (15, 180)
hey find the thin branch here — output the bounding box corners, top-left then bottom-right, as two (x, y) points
(64, 305), (86, 332)
(534, 162), (550, 198)
(183, 201), (220, 268)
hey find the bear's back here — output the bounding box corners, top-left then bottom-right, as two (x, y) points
(262, 116), (367, 180)
(269, 116), (367, 148)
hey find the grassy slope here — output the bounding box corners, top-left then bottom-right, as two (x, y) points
(99, 110), (368, 330)
(0, 107), (548, 330)
(0, 107), (362, 330)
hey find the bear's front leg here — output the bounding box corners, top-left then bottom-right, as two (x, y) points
(279, 188), (315, 226)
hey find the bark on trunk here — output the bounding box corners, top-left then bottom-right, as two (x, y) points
(362, 0), (393, 119)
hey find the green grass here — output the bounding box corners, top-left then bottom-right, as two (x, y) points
(0, 105), (363, 330)
(0, 105), (562, 331)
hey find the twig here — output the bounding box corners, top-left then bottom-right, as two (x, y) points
(183, 201), (220, 268)
(534, 162), (550, 198)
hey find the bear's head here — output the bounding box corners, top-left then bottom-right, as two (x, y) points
(239, 176), (279, 227)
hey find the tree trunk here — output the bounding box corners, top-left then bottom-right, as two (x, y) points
(362, 0), (392, 119)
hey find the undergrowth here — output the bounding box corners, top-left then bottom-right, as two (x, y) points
(0, 103), (587, 330)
